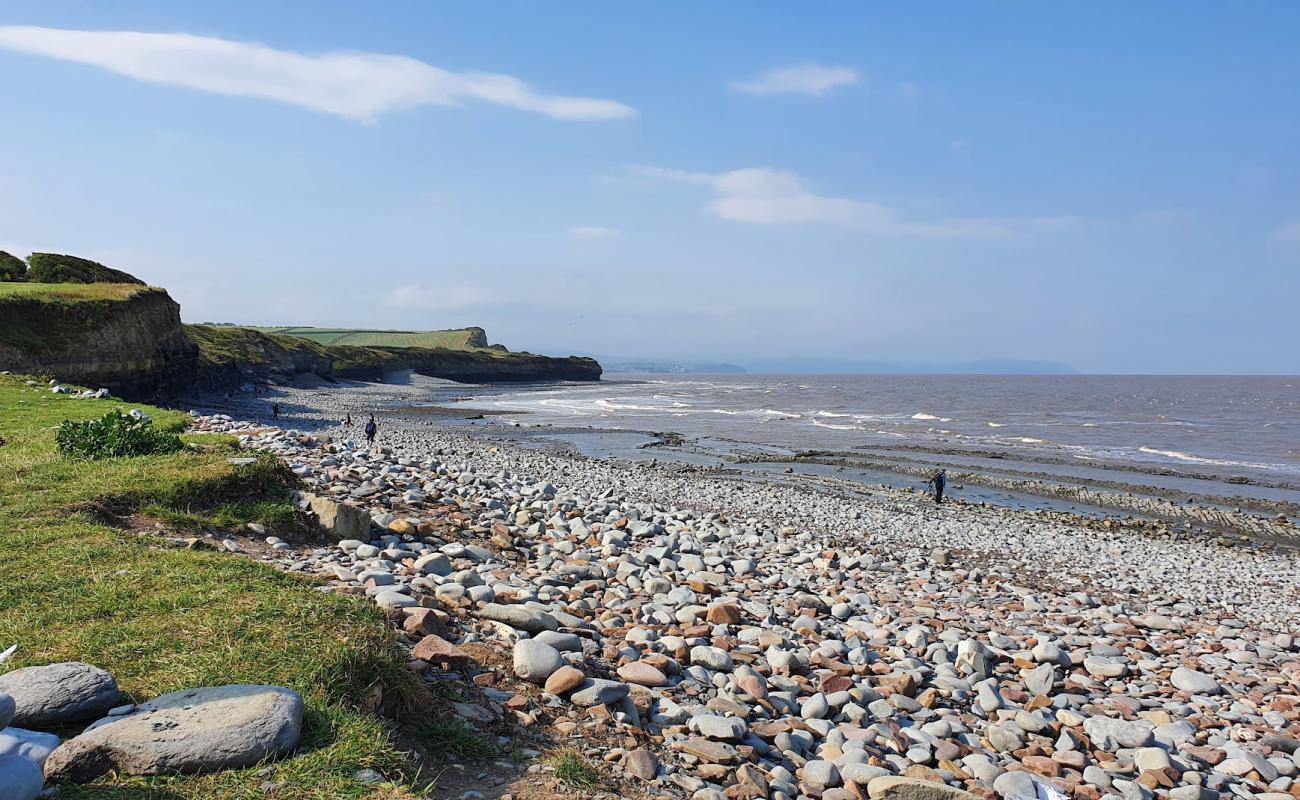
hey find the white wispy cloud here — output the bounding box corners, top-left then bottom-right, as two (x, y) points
(569, 226), (620, 238)
(634, 165), (1078, 238)
(1271, 219), (1300, 246)
(730, 63), (859, 97)
(0, 26), (636, 123)
(385, 284), (486, 311)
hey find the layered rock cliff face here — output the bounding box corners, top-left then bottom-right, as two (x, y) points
(1, 286), (601, 400)
(185, 324), (601, 386)
(0, 287), (198, 399)
(330, 346), (600, 382)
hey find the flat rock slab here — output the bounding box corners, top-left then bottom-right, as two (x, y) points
(0, 663), (119, 729)
(478, 603), (558, 634)
(866, 776), (980, 800)
(411, 635), (472, 670)
(43, 684), (303, 783)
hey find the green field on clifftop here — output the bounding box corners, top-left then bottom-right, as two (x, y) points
(250, 326), (490, 350)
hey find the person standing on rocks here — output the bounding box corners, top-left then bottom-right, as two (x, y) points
(345, 412), (351, 427)
(271, 403), (280, 421)
(365, 416), (377, 445)
(927, 468), (947, 504)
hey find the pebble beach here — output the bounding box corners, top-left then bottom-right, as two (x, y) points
(184, 375), (1300, 800)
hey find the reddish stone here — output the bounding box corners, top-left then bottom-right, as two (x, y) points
(403, 607), (451, 639)
(543, 665), (585, 695)
(819, 674), (853, 694)
(707, 604), (744, 624)
(738, 674), (768, 699)
(411, 634), (471, 670)
(1184, 745), (1226, 766)
(917, 687), (941, 708)
(878, 673), (916, 697)
(505, 694), (530, 710)
(1053, 750), (1088, 769)
(1024, 756), (1062, 778)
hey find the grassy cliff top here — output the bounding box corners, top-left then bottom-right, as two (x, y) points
(185, 323), (532, 375)
(0, 281), (158, 303)
(248, 326), (491, 350)
(0, 283), (169, 350)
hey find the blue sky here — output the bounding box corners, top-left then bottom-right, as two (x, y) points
(1, 2), (1297, 373)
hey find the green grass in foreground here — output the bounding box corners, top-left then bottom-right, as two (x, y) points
(0, 374), (427, 799)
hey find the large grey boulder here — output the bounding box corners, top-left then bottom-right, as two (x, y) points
(0, 754), (43, 800)
(1171, 666), (1222, 695)
(42, 685), (302, 783)
(0, 663), (119, 728)
(306, 494), (369, 541)
(512, 640), (562, 684)
(1083, 716), (1153, 751)
(479, 603), (558, 634)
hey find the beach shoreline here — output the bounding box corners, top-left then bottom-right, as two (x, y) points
(175, 372), (1300, 800)
(190, 373), (1300, 548)
(183, 375), (1300, 628)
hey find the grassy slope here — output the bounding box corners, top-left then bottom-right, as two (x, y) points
(251, 327), (483, 350)
(183, 324), (331, 367)
(0, 374), (424, 798)
(186, 324), (523, 374)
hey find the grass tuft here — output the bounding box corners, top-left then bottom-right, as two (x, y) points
(421, 717), (497, 760)
(548, 749), (601, 790)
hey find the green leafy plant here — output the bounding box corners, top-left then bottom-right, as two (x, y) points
(56, 410), (185, 460)
(0, 251), (25, 281)
(26, 252), (144, 285)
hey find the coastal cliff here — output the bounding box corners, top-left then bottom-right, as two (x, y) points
(0, 284), (198, 399)
(1, 279), (601, 401)
(186, 324), (602, 386)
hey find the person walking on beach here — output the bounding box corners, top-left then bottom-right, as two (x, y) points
(927, 469), (947, 505)
(345, 412), (352, 427)
(364, 416), (377, 445)
(271, 403), (280, 421)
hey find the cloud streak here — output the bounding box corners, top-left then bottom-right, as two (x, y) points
(0, 26), (636, 123)
(634, 166), (1077, 238)
(1272, 219), (1300, 246)
(730, 63), (859, 96)
(569, 226), (620, 238)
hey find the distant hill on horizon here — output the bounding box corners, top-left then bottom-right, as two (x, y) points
(742, 356), (1080, 375)
(576, 353), (746, 374)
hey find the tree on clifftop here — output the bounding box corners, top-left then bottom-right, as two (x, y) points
(25, 253), (144, 285)
(0, 251), (25, 281)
